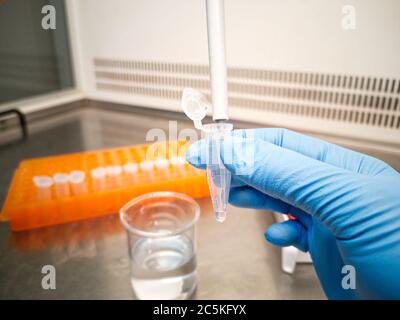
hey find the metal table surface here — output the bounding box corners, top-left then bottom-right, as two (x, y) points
(4, 102), (397, 299)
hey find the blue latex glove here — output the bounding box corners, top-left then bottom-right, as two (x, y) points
(186, 128), (400, 299)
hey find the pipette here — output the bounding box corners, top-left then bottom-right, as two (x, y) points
(206, 0), (229, 122)
(193, 0), (231, 222)
(182, 88), (232, 223)
(182, 1), (231, 222)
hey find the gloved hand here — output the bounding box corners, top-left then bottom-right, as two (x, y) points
(186, 128), (400, 299)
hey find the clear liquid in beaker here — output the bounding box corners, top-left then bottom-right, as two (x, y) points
(130, 235), (196, 300)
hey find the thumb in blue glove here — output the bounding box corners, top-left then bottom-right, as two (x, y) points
(186, 128), (400, 299)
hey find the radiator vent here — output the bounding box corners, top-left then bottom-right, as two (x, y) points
(94, 58), (400, 132)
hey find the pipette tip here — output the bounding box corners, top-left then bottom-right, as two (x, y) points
(214, 210), (227, 223)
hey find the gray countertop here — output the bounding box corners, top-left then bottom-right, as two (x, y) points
(4, 101), (397, 299)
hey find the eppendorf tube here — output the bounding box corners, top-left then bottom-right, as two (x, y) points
(69, 170), (87, 195)
(182, 88), (233, 222)
(106, 165), (122, 188)
(154, 158), (170, 179)
(90, 167), (106, 192)
(139, 160), (154, 181)
(123, 162), (139, 184)
(203, 123), (233, 222)
(33, 176), (53, 200)
(170, 156), (186, 175)
(53, 173), (70, 198)
(170, 156), (186, 166)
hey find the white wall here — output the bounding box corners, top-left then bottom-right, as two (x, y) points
(225, 0), (400, 76)
(71, 0), (400, 93)
(66, 0), (400, 148)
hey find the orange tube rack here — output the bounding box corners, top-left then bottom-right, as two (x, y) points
(0, 141), (209, 231)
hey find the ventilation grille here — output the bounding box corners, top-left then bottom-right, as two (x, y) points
(93, 58), (400, 132)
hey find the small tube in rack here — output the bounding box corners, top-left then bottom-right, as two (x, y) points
(170, 156), (186, 166)
(139, 160), (154, 171)
(139, 160), (155, 181)
(33, 176), (53, 200)
(53, 173), (70, 198)
(123, 162), (138, 184)
(90, 167), (106, 191)
(170, 156), (186, 175)
(69, 170), (87, 195)
(155, 158), (169, 169)
(155, 158), (170, 179)
(106, 165), (122, 188)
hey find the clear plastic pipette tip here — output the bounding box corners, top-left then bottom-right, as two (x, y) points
(206, 158), (231, 223)
(215, 210), (227, 223)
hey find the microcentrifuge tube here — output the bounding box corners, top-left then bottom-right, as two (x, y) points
(154, 158), (169, 179)
(207, 164), (231, 222)
(169, 156), (186, 176)
(139, 160), (155, 181)
(105, 165), (122, 176)
(155, 158), (169, 169)
(106, 165), (122, 187)
(53, 173), (70, 198)
(123, 162), (139, 174)
(123, 162), (138, 184)
(170, 156), (186, 166)
(181, 88), (233, 222)
(203, 123), (233, 222)
(139, 160), (154, 171)
(33, 176), (53, 200)
(91, 167), (106, 191)
(69, 170), (87, 195)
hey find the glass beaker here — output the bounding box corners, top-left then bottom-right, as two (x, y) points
(120, 192), (200, 300)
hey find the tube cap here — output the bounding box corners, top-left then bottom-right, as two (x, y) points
(181, 88), (209, 130)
